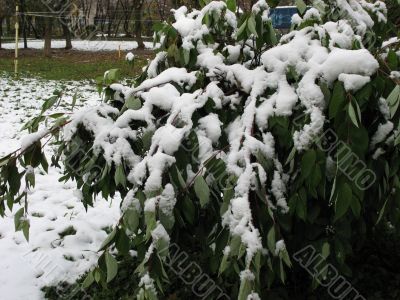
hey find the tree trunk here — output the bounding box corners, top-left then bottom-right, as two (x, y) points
(123, 15), (130, 37)
(44, 18), (52, 57)
(20, 0), (28, 49)
(61, 19), (73, 50)
(6, 17), (11, 35)
(29, 17), (40, 39)
(134, 2), (145, 50)
(0, 18), (2, 49)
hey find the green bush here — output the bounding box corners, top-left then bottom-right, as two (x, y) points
(1, 0), (399, 299)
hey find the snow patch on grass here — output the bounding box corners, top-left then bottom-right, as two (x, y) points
(0, 75), (121, 300)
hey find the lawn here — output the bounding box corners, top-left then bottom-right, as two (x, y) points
(0, 49), (152, 81)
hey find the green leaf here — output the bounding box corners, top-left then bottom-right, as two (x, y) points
(114, 164), (126, 188)
(229, 235), (241, 256)
(301, 149), (316, 177)
(170, 165), (186, 189)
(183, 49), (190, 65)
(167, 44), (179, 62)
(155, 238), (170, 257)
(142, 130), (154, 152)
(82, 271), (95, 288)
(221, 180), (235, 215)
(105, 251), (118, 283)
(334, 183), (352, 221)
(313, 0), (327, 14)
(104, 69), (120, 84)
(6, 194), (14, 211)
(123, 208), (140, 232)
(200, 0), (210, 7)
(376, 198), (389, 224)
(281, 249), (292, 267)
(41, 154), (49, 173)
(354, 99), (362, 123)
(386, 85), (400, 118)
(285, 147), (296, 165)
(146, 289), (158, 300)
(296, 0), (307, 15)
(41, 95), (59, 113)
(296, 190), (307, 221)
(267, 227), (275, 254)
(267, 21), (278, 45)
(194, 175), (210, 208)
(94, 269), (101, 283)
(182, 195), (195, 224)
(347, 102), (359, 128)
(26, 171), (35, 188)
(247, 16), (258, 37)
(321, 242), (330, 259)
(350, 196), (361, 218)
(237, 19), (248, 39)
(48, 113), (65, 119)
(159, 209), (175, 230)
(14, 207), (24, 231)
(329, 82), (345, 119)
(238, 274), (253, 300)
(22, 219), (30, 241)
(219, 252), (229, 275)
(0, 154), (11, 168)
(395, 132), (400, 146)
(387, 50), (398, 70)
(202, 12), (210, 26)
(125, 97), (142, 110)
(115, 230), (130, 255)
(71, 91), (78, 110)
(279, 259), (286, 283)
(145, 211), (157, 240)
(99, 228), (117, 251)
(334, 239), (346, 265)
(226, 0), (237, 12)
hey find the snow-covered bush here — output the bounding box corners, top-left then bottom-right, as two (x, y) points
(1, 0), (399, 299)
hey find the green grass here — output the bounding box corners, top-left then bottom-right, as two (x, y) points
(0, 52), (149, 81)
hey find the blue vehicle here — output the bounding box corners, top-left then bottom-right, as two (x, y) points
(270, 6), (298, 29)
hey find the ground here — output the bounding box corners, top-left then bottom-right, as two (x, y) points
(0, 48), (152, 81)
(0, 74), (122, 300)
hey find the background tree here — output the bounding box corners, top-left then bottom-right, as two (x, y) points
(133, 0), (145, 49)
(20, 0), (28, 49)
(0, 0), (6, 49)
(59, 0), (77, 50)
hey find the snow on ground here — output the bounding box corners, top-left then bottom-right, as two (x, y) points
(0, 75), (122, 300)
(2, 39), (158, 51)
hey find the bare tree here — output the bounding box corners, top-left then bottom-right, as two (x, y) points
(155, 0), (168, 21)
(120, 0), (134, 37)
(0, 0), (5, 49)
(20, 0), (28, 49)
(133, 0), (145, 49)
(61, 18), (73, 49)
(43, 17), (52, 57)
(4, 0), (13, 37)
(59, 1), (78, 49)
